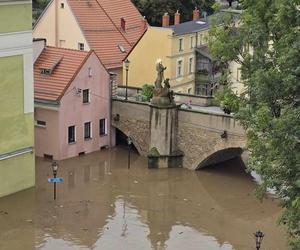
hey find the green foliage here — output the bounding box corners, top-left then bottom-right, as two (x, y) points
(132, 0), (216, 26)
(136, 84), (154, 102)
(215, 86), (239, 113)
(148, 147), (160, 157)
(209, 1), (300, 248)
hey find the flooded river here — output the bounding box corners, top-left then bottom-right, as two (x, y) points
(0, 147), (288, 250)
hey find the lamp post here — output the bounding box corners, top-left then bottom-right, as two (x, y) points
(127, 136), (132, 169)
(254, 230), (264, 250)
(51, 161), (58, 200)
(124, 59), (130, 100)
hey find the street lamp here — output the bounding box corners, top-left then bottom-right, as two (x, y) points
(127, 136), (132, 169)
(124, 59), (130, 100)
(254, 230), (264, 250)
(51, 161), (59, 200)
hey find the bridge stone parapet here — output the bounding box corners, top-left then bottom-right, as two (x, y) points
(177, 109), (246, 170)
(111, 99), (246, 170)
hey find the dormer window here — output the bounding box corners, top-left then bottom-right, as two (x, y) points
(40, 56), (63, 76)
(41, 69), (51, 75)
(118, 44), (126, 53)
(60, 2), (64, 8)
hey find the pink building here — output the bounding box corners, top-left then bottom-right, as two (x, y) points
(34, 46), (111, 160)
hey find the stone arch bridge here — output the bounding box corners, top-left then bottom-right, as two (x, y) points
(112, 99), (246, 170)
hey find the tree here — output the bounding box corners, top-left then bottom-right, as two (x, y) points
(209, 1), (300, 248)
(132, 0), (215, 26)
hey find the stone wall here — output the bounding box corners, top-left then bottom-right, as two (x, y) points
(112, 100), (246, 169)
(111, 100), (150, 156)
(178, 109), (246, 170)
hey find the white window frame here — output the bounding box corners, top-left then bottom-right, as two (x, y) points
(190, 36), (194, 49)
(99, 118), (107, 136)
(179, 38), (184, 52)
(88, 67), (92, 77)
(176, 58), (184, 78)
(82, 89), (90, 104)
(84, 122), (92, 140)
(188, 56), (194, 74)
(78, 43), (84, 51)
(68, 125), (76, 144)
(35, 120), (46, 128)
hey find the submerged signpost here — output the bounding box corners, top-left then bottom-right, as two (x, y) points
(48, 161), (64, 200)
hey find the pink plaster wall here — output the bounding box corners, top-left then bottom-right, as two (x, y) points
(35, 107), (60, 159)
(35, 52), (111, 160)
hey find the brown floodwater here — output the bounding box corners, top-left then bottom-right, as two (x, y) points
(0, 147), (288, 250)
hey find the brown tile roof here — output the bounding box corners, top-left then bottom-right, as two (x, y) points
(67, 0), (147, 69)
(34, 47), (91, 102)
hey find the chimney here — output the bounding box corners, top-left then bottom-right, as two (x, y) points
(193, 7), (200, 21)
(174, 10), (180, 25)
(162, 12), (170, 27)
(121, 17), (126, 31)
(141, 16), (148, 32)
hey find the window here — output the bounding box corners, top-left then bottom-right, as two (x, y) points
(199, 34), (203, 46)
(41, 68), (51, 75)
(179, 38), (183, 51)
(189, 57), (193, 74)
(60, 2), (64, 8)
(88, 67), (92, 77)
(177, 60), (183, 77)
(68, 126), (76, 144)
(118, 44), (126, 53)
(188, 88), (192, 94)
(190, 36), (194, 48)
(84, 122), (92, 140)
(35, 120), (46, 128)
(99, 119), (107, 136)
(78, 43), (84, 51)
(82, 89), (89, 103)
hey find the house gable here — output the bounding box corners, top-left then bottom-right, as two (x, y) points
(33, 0), (90, 51)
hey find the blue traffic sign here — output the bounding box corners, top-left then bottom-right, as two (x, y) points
(48, 177), (64, 183)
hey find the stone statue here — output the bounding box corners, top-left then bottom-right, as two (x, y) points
(154, 59), (167, 89)
(152, 60), (175, 106)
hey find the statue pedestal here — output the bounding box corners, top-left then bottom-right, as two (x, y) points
(148, 104), (183, 169)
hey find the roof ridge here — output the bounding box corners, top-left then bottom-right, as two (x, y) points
(94, 0), (132, 46)
(46, 46), (89, 54)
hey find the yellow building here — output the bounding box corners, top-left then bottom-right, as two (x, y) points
(0, 0), (35, 197)
(124, 11), (211, 94)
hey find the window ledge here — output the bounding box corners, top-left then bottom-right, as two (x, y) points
(35, 125), (46, 129)
(83, 102), (90, 105)
(100, 134), (108, 137)
(68, 142), (76, 145)
(84, 137), (92, 141)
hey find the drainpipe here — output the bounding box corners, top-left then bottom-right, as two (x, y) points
(55, 0), (58, 46)
(109, 72), (117, 148)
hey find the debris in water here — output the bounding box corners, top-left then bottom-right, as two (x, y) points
(133, 180), (138, 184)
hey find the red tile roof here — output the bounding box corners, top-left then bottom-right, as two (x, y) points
(67, 0), (147, 69)
(34, 47), (91, 101)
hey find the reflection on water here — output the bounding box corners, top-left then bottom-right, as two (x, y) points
(0, 147), (288, 250)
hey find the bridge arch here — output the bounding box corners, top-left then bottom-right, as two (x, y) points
(114, 127), (142, 155)
(195, 147), (244, 170)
